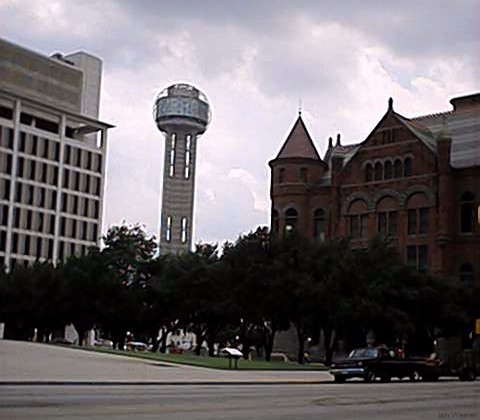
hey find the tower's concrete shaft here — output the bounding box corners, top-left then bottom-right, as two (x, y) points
(154, 84), (210, 255)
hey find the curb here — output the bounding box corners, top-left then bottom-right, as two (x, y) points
(0, 381), (331, 386)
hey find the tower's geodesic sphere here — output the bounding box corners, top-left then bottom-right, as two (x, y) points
(153, 83), (211, 134)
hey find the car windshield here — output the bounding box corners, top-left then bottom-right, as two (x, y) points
(348, 348), (378, 358)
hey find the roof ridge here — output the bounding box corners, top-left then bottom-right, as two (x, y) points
(411, 110), (454, 121)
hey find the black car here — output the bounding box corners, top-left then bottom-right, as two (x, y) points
(329, 347), (439, 383)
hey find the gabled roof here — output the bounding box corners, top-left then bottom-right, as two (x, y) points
(393, 112), (437, 152)
(274, 114), (322, 161)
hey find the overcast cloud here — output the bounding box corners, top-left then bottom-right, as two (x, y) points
(1, 0), (479, 245)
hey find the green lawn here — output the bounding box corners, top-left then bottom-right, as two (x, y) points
(78, 346), (327, 371)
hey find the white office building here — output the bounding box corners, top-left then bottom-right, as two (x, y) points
(0, 38), (113, 269)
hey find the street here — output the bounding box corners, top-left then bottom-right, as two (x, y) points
(1, 382), (478, 419)
(0, 340), (478, 419)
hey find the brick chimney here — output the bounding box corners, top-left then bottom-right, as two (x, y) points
(450, 92), (480, 112)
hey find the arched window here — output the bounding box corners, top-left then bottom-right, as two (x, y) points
(460, 192), (474, 233)
(374, 162), (383, 181)
(284, 208), (298, 232)
(394, 159), (402, 178)
(365, 163), (373, 182)
(376, 196), (398, 237)
(272, 210), (279, 233)
(278, 168), (285, 183)
(314, 208), (326, 241)
(404, 157), (412, 177)
(347, 199), (368, 239)
(407, 193), (430, 235)
(384, 161), (393, 180)
(460, 263), (474, 286)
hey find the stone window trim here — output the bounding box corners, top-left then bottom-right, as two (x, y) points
(342, 185), (436, 215)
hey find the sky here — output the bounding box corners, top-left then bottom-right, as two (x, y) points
(1, 0), (479, 245)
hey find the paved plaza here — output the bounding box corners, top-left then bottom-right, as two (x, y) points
(0, 340), (330, 384)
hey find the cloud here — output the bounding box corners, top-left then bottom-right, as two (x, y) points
(1, 0), (478, 245)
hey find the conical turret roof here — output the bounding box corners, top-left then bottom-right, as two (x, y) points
(275, 114), (322, 161)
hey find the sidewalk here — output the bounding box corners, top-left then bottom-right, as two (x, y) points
(0, 340), (332, 384)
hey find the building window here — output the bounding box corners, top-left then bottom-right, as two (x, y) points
(378, 212), (386, 236)
(460, 192), (474, 233)
(284, 208), (298, 233)
(181, 217), (188, 243)
(460, 263), (474, 286)
(350, 214), (368, 239)
(17, 157), (24, 177)
(408, 208), (428, 235)
(272, 210), (279, 233)
(404, 157), (412, 177)
(377, 211), (397, 237)
(169, 134), (176, 178)
(300, 167), (308, 183)
(365, 163), (373, 182)
(384, 161), (393, 180)
(374, 162), (383, 181)
(278, 168), (285, 183)
(165, 216), (172, 242)
(184, 135), (192, 179)
(394, 159), (402, 178)
(407, 245), (428, 271)
(419, 208), (428, 234)
(314, 208), (326, 241)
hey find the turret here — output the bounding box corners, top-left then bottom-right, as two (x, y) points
(269, 113), (326, 236)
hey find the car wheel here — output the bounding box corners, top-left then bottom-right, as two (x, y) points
(334, 375), (346, 383)
(459, 369), (475, 382)
(364, 370), (376, 382)
(409, 371), (420, 382)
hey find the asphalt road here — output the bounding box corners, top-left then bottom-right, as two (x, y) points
(1, 381), (479, 420)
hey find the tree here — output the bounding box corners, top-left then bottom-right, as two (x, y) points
(0, 263), (66, 341)
(102, 223), (157, 287)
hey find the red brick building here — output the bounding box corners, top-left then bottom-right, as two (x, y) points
(269, 93), (480, 284)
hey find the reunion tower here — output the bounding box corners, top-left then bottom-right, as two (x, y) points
(153, 84), (211, 255)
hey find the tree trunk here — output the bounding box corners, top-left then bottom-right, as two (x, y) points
(263, 324), (276, 362)
(323, 327), (336, 366)
(207, 329), (216, 357)
(76, 328), (86, 347)
(159, 326), (169, 353)
(296, 324), (305, 364)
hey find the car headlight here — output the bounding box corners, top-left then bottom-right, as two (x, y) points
(357, 361), (363, 367)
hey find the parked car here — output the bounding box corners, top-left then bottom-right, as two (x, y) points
(329, 347), (439, 383)
(437, 349), (479, 381)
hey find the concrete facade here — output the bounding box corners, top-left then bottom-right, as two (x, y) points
(269, 93), (480, 284)
(154, 84), (210, 255)
(0, 38), (113, 270)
